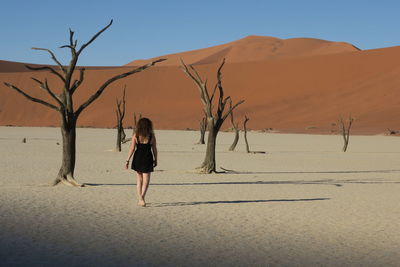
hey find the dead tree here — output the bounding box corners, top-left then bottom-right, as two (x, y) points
(243, 115), (250, 153)
(123, 112), (142, 144)
(3, 20), (165, 186)
(115, 85), (126, 152)
(133, 112), (142, 133)
(228, 101), (240, 151)
(121, 127), (126, 142)
(387, 128), (399, 135)
(180, 58), (244, 173)
(339, 115), (354, 152)
(197, 114), (207, 144)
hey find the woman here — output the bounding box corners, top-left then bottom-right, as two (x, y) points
(125, 118), (158, 207)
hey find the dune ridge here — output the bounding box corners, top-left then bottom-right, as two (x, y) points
(126, 35), (360, 66)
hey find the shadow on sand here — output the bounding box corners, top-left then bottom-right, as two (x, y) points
(83, 176), (400, 188)
(218, 168), (400, 175)
(84, 180), (343, 187)
(148, 198), (330, 207)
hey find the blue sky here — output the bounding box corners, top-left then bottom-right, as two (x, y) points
(1, 0), (399, 66)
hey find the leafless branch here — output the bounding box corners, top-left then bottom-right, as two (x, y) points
(339, 115), (354, 152)
(222, 99), (245, 121)
(25, 64), (66, 83)
(180, 59), (210, 108)
(75, 58), (165, 117)
(216, 59), (226, 117)
(70, 68), (85, 94)
(59, 45), (75, 50)
(31, 47), (66, 73)
(121, 85), (126, 120)
(3, 82), (59, 111)
(210, 83), (217, 102)
(77, 19), (113, 55)
(69, 29), (75, 48)
(244, 115), (250, 153)
(189, 64), (205, 84)
(31, 78), (64, 107)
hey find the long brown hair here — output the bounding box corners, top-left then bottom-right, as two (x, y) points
(135, 118), (154, 139)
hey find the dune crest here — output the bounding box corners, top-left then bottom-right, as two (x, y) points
(126, 35), (360, 66)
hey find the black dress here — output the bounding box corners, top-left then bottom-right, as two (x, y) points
(131, 134), (154, 173)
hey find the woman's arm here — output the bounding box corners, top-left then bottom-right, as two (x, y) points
(152, 135), (158, 167)
(125, 136), (137, 169)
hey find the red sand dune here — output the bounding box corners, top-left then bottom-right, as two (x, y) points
(126, 36), (359, 66)
(1, 36), (400, 135)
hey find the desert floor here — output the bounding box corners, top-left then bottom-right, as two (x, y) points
(1, 126), (400, 266)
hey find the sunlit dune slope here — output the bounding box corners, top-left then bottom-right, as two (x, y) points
(126, 35), (359, 66)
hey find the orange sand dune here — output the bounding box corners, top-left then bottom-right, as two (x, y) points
(1, 37), (400, 135)
(126, 36), (359, 66)
(0, 60), (39, 72)
(0, 60), (122, 72)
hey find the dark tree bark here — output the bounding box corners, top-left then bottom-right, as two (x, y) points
(132, 112), (142, 135)
(4, 20), (165, 186)
(116, 85), (126, 152)
(180, 58), (244, 173)
(56, 116), (78, 186)
(123, 112), (142, 144)
(134, 113), (142, 131)
(228, 101), (239, 151)
(243, 115), (250, 153)
(387, 128), (399, 135)
(340, 115), (354, 152)
(198, 115), (207, 144)
(201, 120), (218, 172)
(121, 128), (126, 143)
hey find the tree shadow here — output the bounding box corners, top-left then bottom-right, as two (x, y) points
(83, 183), (133, 187)
(83, 181), (340, 187)
(219, 168), (400, 175)
(83, 178), (400, 188)
(149, 198), (330, 207)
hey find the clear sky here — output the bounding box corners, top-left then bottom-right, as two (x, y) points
(1, 0), (399, 66)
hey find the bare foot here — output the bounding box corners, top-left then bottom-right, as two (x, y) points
(138, 200), (146, 207)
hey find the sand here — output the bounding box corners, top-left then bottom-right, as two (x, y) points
(1, 126), (400, 266)
(126, 35), (359, 66)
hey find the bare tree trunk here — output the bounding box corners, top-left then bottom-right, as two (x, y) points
(116, 86), (126, 152)
(123, 112), (141, 144)
(200, 121), (218, 173)
(387, 128), (399, 135)
(180, 59), (244, 174)
(53, 117), (80, 186)
(340, 115), (354, 152)
(198, 116), (206, 144)
(228, 102), (239, 151)
(229, 129), (239, 151)
(133, 113), (138, 133)
(121, 128), (126, 142)
(132, 113), (142, 134)
(116, 118), (122, 151)
(244, 115), (250, 153)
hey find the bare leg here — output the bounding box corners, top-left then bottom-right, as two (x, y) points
(141, 172), (151, 206)
(136, 172), (145, 206)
